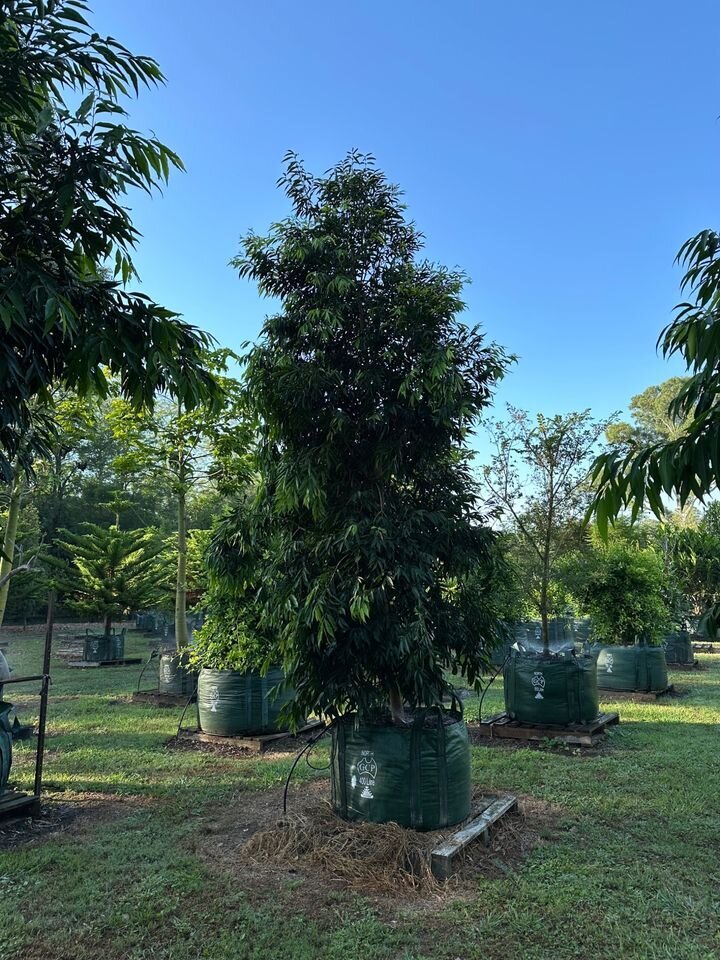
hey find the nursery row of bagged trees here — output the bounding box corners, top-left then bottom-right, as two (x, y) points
(4, 0), (720, 829)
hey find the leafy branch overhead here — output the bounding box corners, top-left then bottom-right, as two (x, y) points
(0, 0), (220, 480)
(592, 229), (720, 531)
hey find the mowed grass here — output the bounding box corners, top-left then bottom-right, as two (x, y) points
(0, 629), (719, 960)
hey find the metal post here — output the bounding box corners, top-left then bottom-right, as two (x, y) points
(32, 589), (54, 808)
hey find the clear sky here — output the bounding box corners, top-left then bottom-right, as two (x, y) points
(93, 0), (719, 440)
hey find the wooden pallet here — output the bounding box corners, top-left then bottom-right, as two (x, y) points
(600, 684), (674, 702)
(692, 643), (715, 653)
(0, 789), (40, 819)
(176, 720), (324, 754)
(431, 794), (518, 880)
(473, 711), (619, 747)
(666, 660), (703, 670)
(67, 658), (143, 669)
(132, 690), (194, 708)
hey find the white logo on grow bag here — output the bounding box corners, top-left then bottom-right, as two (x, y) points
(605, 653), (614, 674)
(356, 751), (377, 800)
(161, 663), (173, 682)
(208, 685), (220, 712)
(531, 671), (546, 699)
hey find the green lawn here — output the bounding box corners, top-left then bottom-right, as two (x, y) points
(1, 629), (719, 960)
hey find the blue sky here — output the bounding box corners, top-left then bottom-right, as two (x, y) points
(94, 0), (719, 442)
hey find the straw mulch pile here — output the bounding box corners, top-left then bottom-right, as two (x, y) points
(243, 794), (522, 893)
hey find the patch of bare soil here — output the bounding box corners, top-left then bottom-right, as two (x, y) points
(192, 778), (560, 917)
(0, 791), (153, 852)
(166, 731), (313, 760)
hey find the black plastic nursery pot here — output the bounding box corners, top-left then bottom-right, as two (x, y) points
(664, 631), (694, 665)
(196, 667), (293, 736)
(330, 707), (471, 831)
(83, 634), (111, 662)
(596, 644), (668, 692)
(503, 649), (599, 725)
(158, 652), (197, 696)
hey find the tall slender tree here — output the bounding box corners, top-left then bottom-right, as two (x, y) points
(106, 355), (252, 648)
(234, 152), (511, 726)
(482, 407), (614, 649)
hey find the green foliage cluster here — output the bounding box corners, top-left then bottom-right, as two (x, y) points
(190, 494), (277, 673)
(189, 601), (268, 673)
(579, 544), (671, 645)
(593, 230), (720, 531)
(234, 152), (512, 723)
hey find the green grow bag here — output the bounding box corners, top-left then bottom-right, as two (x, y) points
(109, 630), (125, 660)
(197, 667), (293, 736)
(664, 631), (694, 664)
(596, 644), (668, 692)
(331, 707), (471, 831)
(83, 635), (111, 662)
(504, 650), (599, 725)
(158, 652), (197, 696)
(0, 702), (13, 791)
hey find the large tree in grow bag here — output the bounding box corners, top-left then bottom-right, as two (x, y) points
(233, 152), (511, 829)
(482, 410), (611, 725)
(581, 544), (671, 692)
(189, 578), (294, 737)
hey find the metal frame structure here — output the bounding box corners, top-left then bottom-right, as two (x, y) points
(0, 595), (53, 819)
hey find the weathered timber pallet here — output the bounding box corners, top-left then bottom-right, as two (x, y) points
(430, 794), (519, 880)
(132, 690), (194, 708)
(176, 720), (324, 754)
(0, 789), (41, 819)
(599, 684), (675, 702)
(472, 711), (620, 747)
(692, 643), (716, 653)
(67, 658), (143, 669)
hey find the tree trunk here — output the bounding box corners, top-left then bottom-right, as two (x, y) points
(175, 481), (188, 651)
(540, 469), (555, 655)
(104, 611), (112, 636)
(389, 685), (405, 725)
(0, 469), (24, 627)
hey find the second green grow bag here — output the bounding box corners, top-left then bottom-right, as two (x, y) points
(504, 650), (599, 725)
(596, 644), (668, 692)
(83, 634), (111, 662)
(0, 702), (13, 791)
(159, 652), (197, 696)
(331, 707), (471, 830)
(664, 631), (694, 665)
(197, 667), (293, 736)
(109, 630), (125, 660)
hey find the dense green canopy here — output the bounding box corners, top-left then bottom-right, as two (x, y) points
(232, 152), (512, 725)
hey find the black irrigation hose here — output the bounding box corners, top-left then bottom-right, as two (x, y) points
(175, 681), (199, 738)
(282, 720), (335, 814)
(477, 652), (511, 722)
(136, 649), (159, 692)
